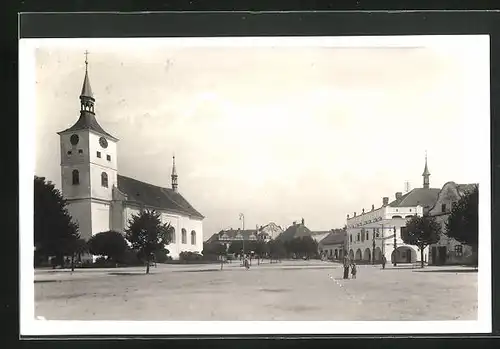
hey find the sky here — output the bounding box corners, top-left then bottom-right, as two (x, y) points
(30, 36), (490, 241)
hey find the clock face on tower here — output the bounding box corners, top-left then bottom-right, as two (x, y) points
(70, 134), (79, 146)
(99, 137), (108, 148)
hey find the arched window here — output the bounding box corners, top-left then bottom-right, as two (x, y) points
(191, 230), (196, 245)
(101, 172), (108, 188)
(181, 228), (187, 244)
(170, 227), (176, 244)
(72, 170), (79, 185)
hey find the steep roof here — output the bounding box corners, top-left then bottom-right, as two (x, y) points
(388, 188), (440, 208)
(319, 230), (346, 246)
(277, 223), (313, 241)
(117, 175), (204, 219)
(57, 112), (118, 140)
(81, 68), (94, 99)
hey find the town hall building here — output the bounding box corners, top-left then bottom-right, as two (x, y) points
(57, 55), (204, 260)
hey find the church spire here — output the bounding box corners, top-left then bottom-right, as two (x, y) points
(422, 151), (430, 189)
(80, 50), (95, 114)
(171, 155), (178, 192)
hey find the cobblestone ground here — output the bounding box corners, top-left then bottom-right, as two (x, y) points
(34, 260), (478, 321)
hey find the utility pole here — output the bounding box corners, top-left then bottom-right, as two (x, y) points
(372, 228), (376, 265)
(393, 226), (397, 267)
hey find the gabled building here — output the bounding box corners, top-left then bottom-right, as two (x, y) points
(427, 182), (478, 265)
(345, 155), (440, 264)
(57, 55), (204, 260)
(318, 229), (347, 260)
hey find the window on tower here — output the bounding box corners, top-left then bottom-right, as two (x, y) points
(67, 150), (72, 155)
(72, 170), (79, 185)
(97, 151), (101, 158)
(78, 149), (83, 154)
(191, 231), (196, 245)
(101, 172), (108, 188)
(107, 154), (111, 161)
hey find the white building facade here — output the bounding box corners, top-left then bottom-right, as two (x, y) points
(57, 57), (204, 260)
(345, 157), (440, 265)
(427, 181), (477, 265)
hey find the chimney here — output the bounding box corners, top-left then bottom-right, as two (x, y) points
(301, 218), (305, 225)
(354, 212), (357, 217)
(371, 204), (375, 211)
(383, 197), (389, 206)
(347, 214), (350, 219)
(362, 208), (365, 214)
(293, 221), (297, 226)
(395, 192), (402, 200)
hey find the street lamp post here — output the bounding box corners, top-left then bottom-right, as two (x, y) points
(239, 213), (245, 258)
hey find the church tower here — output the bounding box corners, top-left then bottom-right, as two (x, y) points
(422, 151), (431, 189)
(57, 52), (119, 241)
(171, 155), (178, 192)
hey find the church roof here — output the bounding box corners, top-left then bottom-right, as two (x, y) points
(388, 187), (440, 208)
(277, 223), (313, 241)
(117, 175), (204, 219)
(81, 68), (94, 99)
(58, 112), (118, 141)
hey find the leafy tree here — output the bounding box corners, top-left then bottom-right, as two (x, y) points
(268, 239), (286, 263)
(203, 242), (228, 270)
(402, 215), (440, 268)
(445, 185), (479, 264)
(124, 210), (172, 274)
(300, 236), (319, 259)
(88, 230), (129, 265)
(63, 237), (88, 271)
(34, 176), (80, 266)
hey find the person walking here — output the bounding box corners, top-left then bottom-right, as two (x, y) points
(382, 255), (386, 270)
(351, 262), (357, 279)
(343, 255), (350, 279)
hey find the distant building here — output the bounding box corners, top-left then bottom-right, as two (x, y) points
(58, 55), (204, 260)
(345, 155), (440, 264)
(276, 218), (313, 241)
(427, 182), (478, 265)
(206, 222), (283, 244)
(310, 231), (332, 244)
(318, 229), (347, 260)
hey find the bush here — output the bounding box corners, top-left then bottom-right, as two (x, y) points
(179, 251), (203, 263)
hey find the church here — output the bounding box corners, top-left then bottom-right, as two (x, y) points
(57, 55), (205, 260)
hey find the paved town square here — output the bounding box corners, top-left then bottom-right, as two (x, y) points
(35, 260), (477, 321)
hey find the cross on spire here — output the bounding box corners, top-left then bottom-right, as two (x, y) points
(84, 50), (89, 68)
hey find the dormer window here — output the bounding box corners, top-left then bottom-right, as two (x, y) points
(441, 204), (446, 213)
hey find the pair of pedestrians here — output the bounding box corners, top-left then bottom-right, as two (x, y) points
(342, 257), (357, 279)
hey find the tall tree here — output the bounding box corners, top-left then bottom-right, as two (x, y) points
(445, 185), (479, 265)
(402, 215), (441, 268)
(34, 176), (80, 266)
(124, 210), (172, 274)
(87, 230), (129, 265)
(63, 238), (88, 271)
